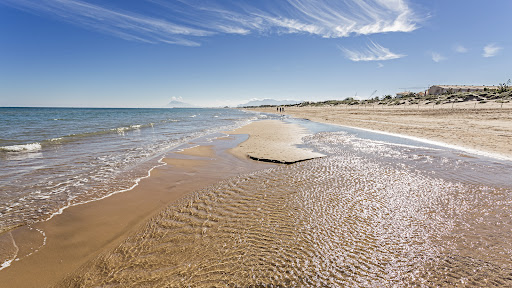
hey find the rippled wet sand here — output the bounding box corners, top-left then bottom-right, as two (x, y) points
(61, 131), (512, 287)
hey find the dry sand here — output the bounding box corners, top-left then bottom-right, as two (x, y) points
(228, 120), (324, 163)
(250, 106), (512, 159)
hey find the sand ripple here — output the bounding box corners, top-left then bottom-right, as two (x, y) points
(60, 133), (512, 287)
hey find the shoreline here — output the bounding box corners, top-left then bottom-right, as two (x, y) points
(0, 118), (314, 287)
(2, 114), (510, 286)
(248, 106), (512, 160)
(55, 114), (512, 287)
(0, 130), (275, 287)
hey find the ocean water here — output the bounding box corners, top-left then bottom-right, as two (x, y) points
(0, 107), (263, 233)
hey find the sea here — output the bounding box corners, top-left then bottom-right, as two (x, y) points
(0, 107), (265, 234)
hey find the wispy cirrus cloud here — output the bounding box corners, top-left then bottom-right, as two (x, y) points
(339, 41), (405, 62)
(483, 43), (502, 57)
(1, 0), (420, 46)
(262, 0), (419, 37)
(2, 0), (215, 46)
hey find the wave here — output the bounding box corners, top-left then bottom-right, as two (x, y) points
(0, 112), (257, 240)
(0, 143), (42, 152)
(1, 121), (165, 151)
(111, 124), (143, 134)
(55, 121), (177, 144)
(1, 117), (189, 155)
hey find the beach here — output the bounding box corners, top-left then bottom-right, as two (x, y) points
(0, 129), (275, 287)
(251, 104), (512, 159)
(1, 115), (512, 287)
(0, 108), (271, 286)
(4, 0), (512, 286)
(0, 118), (321, 287)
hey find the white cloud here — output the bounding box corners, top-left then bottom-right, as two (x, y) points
(483, 43), (502, 57)
(340, 41), (405, 62)
(377, 63), (384, 68)
(269, 0), (419, 37)
(2, 0), (420, 45)
(171, 96), (183, 101)
(454, 45), (468, 53)
(2, 0), (211, 46)
(431, 52), (445, 62)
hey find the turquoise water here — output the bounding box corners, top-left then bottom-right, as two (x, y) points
(0, 107), (261, 232)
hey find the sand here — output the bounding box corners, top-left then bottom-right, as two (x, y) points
(0, 135), (273, 287)
(54, 116), (512, 287)
(175, 145), (216, 158)
(249, 106), (512, 159)
(9, 110), (509, 286)
(2, 115), (509, 286)
(228, 120), (325, 163)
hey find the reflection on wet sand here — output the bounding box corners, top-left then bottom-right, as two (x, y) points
(60, 131), (512, 287)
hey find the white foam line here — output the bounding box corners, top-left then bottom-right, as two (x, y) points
(1, 226), (50, 271)
(44, 157), (168, 222)
(0, 232), (19, 271)
(329, 122), (512, 162)
(362, 138), (442, 151)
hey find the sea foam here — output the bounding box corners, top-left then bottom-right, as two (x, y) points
(0, 143), (42, 152)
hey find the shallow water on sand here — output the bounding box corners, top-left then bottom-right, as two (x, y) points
(61, 125), (512, 287)
(0, 108), (265, 234)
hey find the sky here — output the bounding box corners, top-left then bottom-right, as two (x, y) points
(1, 0), (511, 108)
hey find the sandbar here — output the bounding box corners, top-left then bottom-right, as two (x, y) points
(228, 120), (325, 164)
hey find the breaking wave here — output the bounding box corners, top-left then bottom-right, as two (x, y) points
(0, 143), (42, 152)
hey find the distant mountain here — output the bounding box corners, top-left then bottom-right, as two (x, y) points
(165, 100), (196, 108)
(237, 99), (302, 107)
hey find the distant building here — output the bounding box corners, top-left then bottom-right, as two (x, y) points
(395, 91), (412, 98)
(427, 85), (498, 95)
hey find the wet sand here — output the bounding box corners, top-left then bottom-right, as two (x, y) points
(56, 118), (512, 287)
(251, 106), (512, 159)
(0, 135), (273, 287)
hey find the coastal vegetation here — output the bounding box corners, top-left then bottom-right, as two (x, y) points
(299, 89), (511, 108)
(242, 83), (512, 108)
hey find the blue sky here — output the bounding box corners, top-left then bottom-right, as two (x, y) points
(1, 0), (511, 107)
